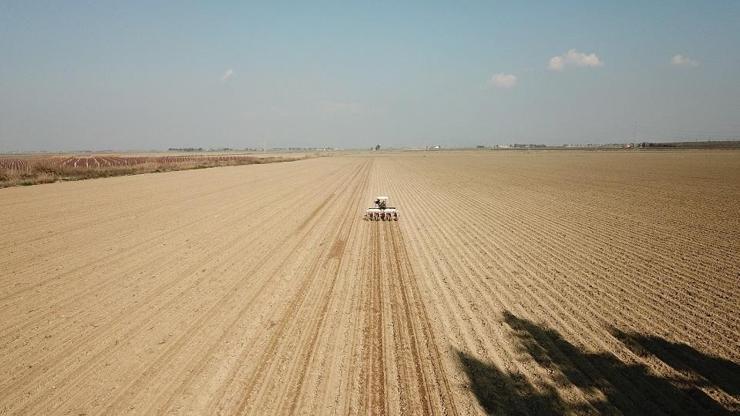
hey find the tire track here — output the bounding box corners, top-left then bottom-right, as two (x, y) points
(359, 222), (387, 415)
(387, 223), (459, 415)
(355, 217), (458, 414)
(220, 160), (371, 415)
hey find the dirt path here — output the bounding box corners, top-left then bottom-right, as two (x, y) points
(0, 151), (737, 415)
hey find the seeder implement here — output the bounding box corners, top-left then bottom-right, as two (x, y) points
(364, 196), (399, 221)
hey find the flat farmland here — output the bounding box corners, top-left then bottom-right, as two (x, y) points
(1, 151), (738, 415)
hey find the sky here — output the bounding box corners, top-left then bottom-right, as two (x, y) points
(1, 1), (739, 151)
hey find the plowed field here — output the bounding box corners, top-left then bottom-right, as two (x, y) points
(1, 151), (738, 415)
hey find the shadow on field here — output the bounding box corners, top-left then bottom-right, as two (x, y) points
(457, 312), (736, 415)
(611, 329), (740, 397)
(457, 351), (566, 415)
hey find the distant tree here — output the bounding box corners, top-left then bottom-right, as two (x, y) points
(375, 144), (381, 151)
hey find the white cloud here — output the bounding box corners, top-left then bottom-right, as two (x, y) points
(548, 49), (603, 71)
(487, 73), (518, 89)
(221, 68), (234, 82)
(671, 54), (699, 67)
(548, 56), (565, 71)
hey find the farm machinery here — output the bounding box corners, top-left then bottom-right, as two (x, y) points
(365, 196), (399, 221)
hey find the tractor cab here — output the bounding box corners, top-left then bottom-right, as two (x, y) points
(374, 196), (389, 209)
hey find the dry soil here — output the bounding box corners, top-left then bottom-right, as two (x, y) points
(1, 151), (738, 415)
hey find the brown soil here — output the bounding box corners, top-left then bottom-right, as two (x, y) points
(0, 150), (738, 415)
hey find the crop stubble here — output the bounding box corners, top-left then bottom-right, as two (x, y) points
(0, 151), (738, 415)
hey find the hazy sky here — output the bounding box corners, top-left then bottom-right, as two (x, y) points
(1, 1), (739, 151)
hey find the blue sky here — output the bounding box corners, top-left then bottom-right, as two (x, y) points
(1, 1), (739, 151)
